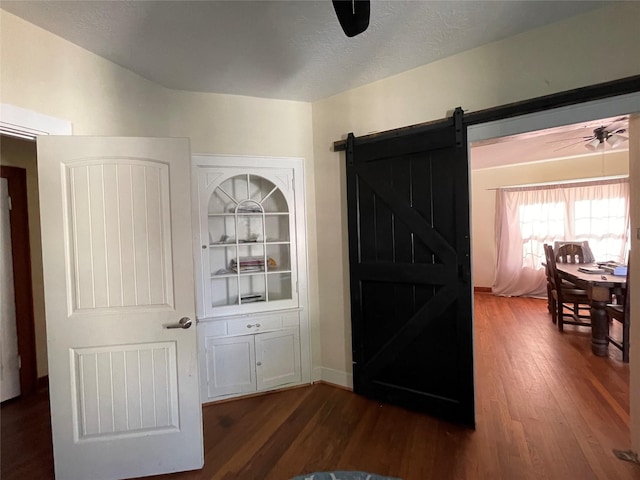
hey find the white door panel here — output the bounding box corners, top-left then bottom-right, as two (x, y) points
(256, 328), (300, 390)
(205, 335), (255, 397)
(37, 136), (203, 480)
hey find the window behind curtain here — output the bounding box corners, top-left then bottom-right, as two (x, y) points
(493, 178), (629, 297)
(520, 201), (565, 269)
(573, 196), (628, 262)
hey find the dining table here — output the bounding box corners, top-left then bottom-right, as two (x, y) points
(555, 263), (627, 356)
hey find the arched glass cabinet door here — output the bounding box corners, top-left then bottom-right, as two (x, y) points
(203, 173), (295, 316)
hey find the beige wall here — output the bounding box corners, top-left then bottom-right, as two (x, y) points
(0, 136), (47, 377)
(0, 10), (320, 377)
(0, 12), (171, 137)
(311, 2), (640, 380)
(471, 151), (630, 289)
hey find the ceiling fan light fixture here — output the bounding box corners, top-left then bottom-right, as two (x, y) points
(585, 138), (602, 151)
(606, 134), (627, 149)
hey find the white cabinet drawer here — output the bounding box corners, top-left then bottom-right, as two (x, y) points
(199, 310), (300, 338)
(226, 315), (283, 335)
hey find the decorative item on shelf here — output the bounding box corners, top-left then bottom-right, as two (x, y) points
(230, 256), (277, 273)
(210, 234), (235, 244)
(232, 204), (262, 213)
(239, 233), (261, 243)
(240, 294), (264, 303)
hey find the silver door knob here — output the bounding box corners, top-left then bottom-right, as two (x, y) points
(166, 317), (192, 329)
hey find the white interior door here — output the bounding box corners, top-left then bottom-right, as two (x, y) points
(37, 136), (203, 480)
(1, 178), (21, 402)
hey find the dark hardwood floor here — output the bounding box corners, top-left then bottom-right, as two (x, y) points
(2, 294), (637, 479)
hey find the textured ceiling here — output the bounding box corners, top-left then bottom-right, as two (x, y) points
(3, 1), (628, 168)
(1, 0), (611, 102)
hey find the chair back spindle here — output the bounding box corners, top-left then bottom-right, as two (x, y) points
(556, 243), (585, 264)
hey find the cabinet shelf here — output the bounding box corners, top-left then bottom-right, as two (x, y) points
(211, 269), (292, 279)
(196, 166), (297, 314)
(208, 241), (291, 247)
(208, 212), (289, 217)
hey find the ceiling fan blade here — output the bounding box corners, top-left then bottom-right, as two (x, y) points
(553, 138), (592, 152)
(333, 0), (370, 37)
(546, 135), (593, 143)
(603, 119), (628, 133)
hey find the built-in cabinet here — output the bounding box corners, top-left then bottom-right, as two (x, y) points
(192, 155), (309, 403)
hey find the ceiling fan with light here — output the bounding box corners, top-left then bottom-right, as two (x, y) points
(553, 117), (629, 152)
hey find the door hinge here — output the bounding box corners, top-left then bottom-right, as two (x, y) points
(18, 355), (21, 369)
(7, 195), (12, 211)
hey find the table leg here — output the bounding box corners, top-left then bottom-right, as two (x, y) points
(589, 286), (611, 356)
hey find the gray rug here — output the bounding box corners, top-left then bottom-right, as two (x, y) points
(291, 472), (401, 480)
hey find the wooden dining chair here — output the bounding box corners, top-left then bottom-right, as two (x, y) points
(606, 260), (630, 362)
(544, 244), (591, 331)
(543, 246), (556, 322)
(556, 243), (585, 264)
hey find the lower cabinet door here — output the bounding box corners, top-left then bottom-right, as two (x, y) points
(205, 335), (256, 397)
(255, 328), (301, 391)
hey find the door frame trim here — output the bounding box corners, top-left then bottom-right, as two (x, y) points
(0, 165), (37, 397)
(466, 91), (640, 144)
(0, 103), (72, 139)
(0, 105), (71, 395)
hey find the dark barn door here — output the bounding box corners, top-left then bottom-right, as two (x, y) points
(345, 108), (474, 427)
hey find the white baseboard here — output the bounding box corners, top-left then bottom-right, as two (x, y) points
(313, 366), (353, 389)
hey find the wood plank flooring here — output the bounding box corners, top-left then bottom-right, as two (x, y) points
(2, 294), (638, 479)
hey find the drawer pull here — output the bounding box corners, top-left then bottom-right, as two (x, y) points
(246, 323), (261, 329)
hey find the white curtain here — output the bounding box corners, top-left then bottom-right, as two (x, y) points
(492, 178), (630, 297)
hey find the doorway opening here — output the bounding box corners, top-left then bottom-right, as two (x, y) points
(0, 136), (40, 400)
(466, 95), (638, 447)
(0, 105), (72, 399)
